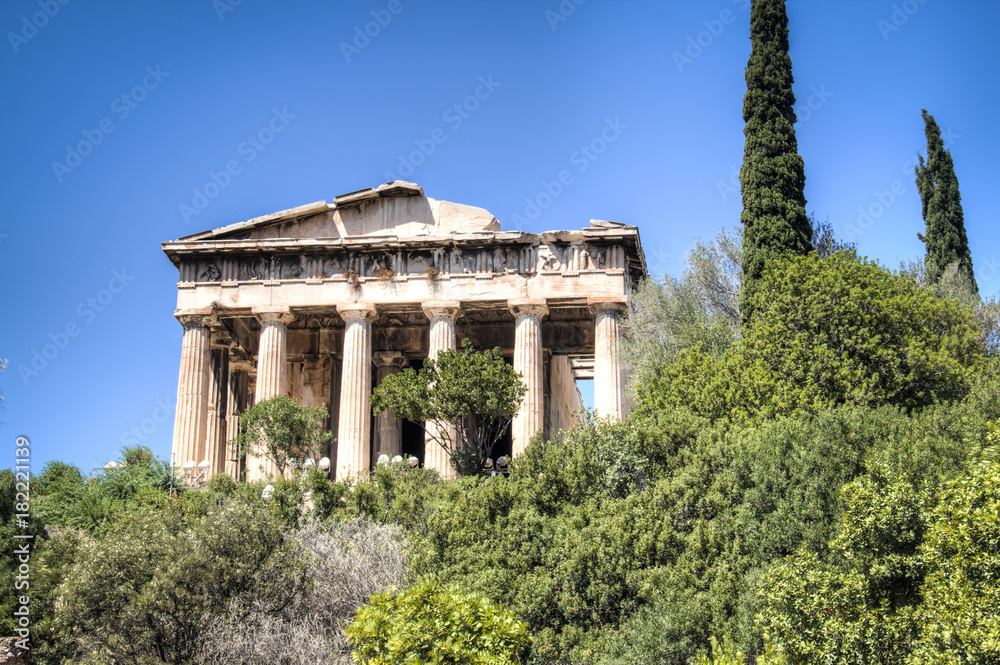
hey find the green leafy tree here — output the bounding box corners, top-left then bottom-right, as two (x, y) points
(346, 580), (532, 665)
(231, 394), (332, 478)
(739, 0), (813, 324)
(756, 430), (1000, 663)
(641, 252), (987, 425)
(55, 500), (309, 665)
(622, 228), (742, 391)
(910, 437), (1000, 663)
(371, 338), (526, 476)
(915, 109), (978, 294)
(623, 219), (853, 393)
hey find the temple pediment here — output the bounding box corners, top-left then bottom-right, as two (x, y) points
(177, 181), (501, 243)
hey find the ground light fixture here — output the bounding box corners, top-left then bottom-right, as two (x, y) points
(318, 457), (331, 472)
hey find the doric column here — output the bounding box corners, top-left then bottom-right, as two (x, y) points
(509, 299), (548, 457)
(374, 351), (407, 460)
(335, 303), (377, 480)
(171, 308), (216, 473)
(422, 301), (461, 479)
(250, 306), (294, 480)
(225, 362), (250, 480)
(590, 297), (628, 422)
(204, 334), (230, 477)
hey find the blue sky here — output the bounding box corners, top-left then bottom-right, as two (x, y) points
(2, 0), (998, 474)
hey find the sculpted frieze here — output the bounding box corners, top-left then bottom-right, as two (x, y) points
(179, 240), (622, 287)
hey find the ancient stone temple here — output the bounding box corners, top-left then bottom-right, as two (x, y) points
(163, 182), (647, 481)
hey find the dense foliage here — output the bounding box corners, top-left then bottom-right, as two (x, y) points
(346, 581), (532, 665)
(640, 251), (989, 425)
(739, 0), (813, 323)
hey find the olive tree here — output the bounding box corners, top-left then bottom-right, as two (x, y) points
(230, 395), (332, 478)
(370, 338), (526, 476)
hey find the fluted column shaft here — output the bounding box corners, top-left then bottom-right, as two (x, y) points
(591, 298), (628, 422)
(423, 301), (460, 479)
(225, 367), (249, 479)
(250, 307), (294, 480)
(510, 299), (548, 457)
(336, 303), (377, 480)
(374, 352), (407, 460)
(204, 343), (229, 477)
(171, 309), (215, 473)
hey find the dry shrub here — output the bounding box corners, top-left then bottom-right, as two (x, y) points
(343, 269), (361, 289)
(374, 266), (395, 281)
(199, 519), (407, 665)
(423, 264), (440, 280)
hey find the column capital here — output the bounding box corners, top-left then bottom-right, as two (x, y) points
(210, 330), (234, 348)
(508, 298), (549, 318)
(252, 306), (294, 325)
(337, 302), (378, 322)
(422, 300), (461, 320)
(374, 351), (408, 369)
(175, 307), (218, 328)
(229, 357), (255, 373)
(588, 296), (628, 315)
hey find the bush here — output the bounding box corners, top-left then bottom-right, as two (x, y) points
(346, 580), (532, 665)
(55, 500), (308, 664)
(200, 518), (408, 665)
(641, 252), (987, 425)
(755, 422), (1000, 664)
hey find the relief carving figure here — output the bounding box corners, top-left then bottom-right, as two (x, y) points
(286, 259), (304, 278)
(242, 258), (266, 280)
(451, 248), (470, 273)
(325, 255), (345, 277)
(199, 263), (221, 282)
(493, 247), (510, 273)
(594, 248), (607, 268)
(539, 245), (562, 272)
(268, 255), (281, 280)
(407, 251), (430, 275)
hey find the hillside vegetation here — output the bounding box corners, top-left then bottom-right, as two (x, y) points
(3, 248), (999, 665)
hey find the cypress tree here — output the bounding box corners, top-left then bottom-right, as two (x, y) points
(915, 109), (978, 295)
(739, 0), (812, 324)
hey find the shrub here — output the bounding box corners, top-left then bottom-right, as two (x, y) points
(346, 580), (532, 665)
(641, 252), (987, 425)
(200, 519), (408, 665)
